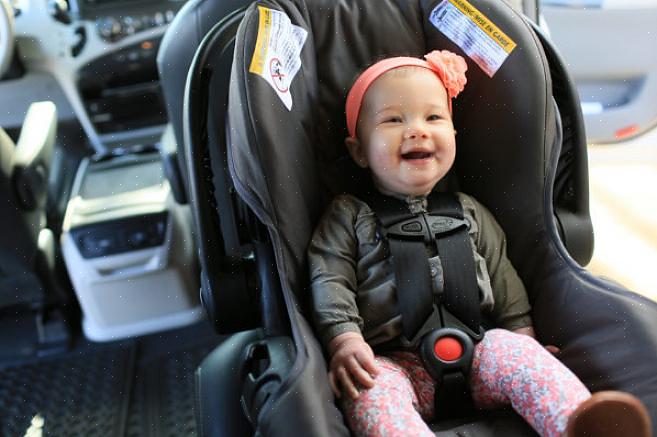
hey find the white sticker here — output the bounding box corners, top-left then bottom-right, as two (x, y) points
(249, 6), (308, 110)
(429, 0), (516, 77)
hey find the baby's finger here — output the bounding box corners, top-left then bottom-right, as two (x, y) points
(328, 370), (341, 398)
(355, 350), (379, 377)
(545, 345), (561, 355)
(347, 357), (375, 388)
(336, 366), (360, 400)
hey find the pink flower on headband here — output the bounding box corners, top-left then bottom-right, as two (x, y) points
(424, 50), (468, 99)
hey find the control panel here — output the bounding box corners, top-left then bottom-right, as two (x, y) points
(74, 0), (187, 42)
(70, 212), (168, 258)
(95, 9), (176, 42)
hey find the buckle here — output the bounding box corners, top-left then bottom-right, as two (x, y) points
(420, 328), (476, 381)
(441, 308), (485, 342)
(383, 217), (428, 241)
(383, 214), (469, 243)
(425, 215), (469, 237)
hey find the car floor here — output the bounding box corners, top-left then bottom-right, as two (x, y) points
(0, 318), (223, 437)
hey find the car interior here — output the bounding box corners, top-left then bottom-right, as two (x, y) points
(1, 0), (656, 435)
(1, 0), (219, 434)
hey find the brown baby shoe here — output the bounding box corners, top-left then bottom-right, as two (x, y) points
(566, 391), (652, 437)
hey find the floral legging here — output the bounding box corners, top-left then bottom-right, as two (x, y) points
(341, 329), (591, 437)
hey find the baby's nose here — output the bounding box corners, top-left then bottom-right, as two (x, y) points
(405, 125), (429, 139)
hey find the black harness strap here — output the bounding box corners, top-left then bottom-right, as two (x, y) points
(427, 194), (481, 333)
(368, 189), (483, 418)
(388, 239), (433, 340)
(367, 190), (483, 420)
(367, 193), (434, 340)
(367, 190), (481, 340)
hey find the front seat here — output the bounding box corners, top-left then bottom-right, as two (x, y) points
(0, 101), (57, 315)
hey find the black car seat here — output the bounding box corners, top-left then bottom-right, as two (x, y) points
(183, 0), (657, 435)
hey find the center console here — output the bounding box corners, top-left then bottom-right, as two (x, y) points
(77, 37), (166, 136)
(61, 150), (203, 341)
(69, 0), (189, 148)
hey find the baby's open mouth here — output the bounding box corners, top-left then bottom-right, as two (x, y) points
(402, 151), (433, 160)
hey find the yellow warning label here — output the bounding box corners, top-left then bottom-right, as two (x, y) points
(249, 6), (272, 75)
(448, 0), (516, 54)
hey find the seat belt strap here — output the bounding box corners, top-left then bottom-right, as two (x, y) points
(428, 194), (481, 333)
(366, 192), (434, 340)
(388, 239), (434, 340)
(366, 190), (481, 340)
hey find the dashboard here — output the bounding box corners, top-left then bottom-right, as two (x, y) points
(0, 0), (188, 152)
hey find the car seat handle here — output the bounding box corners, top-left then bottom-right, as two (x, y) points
(240, 337), (295, 425)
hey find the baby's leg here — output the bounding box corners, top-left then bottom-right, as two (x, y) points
(341, 352), (435, 437)
(469, 328), (591, 437)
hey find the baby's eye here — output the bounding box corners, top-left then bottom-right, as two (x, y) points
(427, 114), (442, 121)
(383, 116), (402, 123)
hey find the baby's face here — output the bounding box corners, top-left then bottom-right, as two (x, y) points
(349, 67), (456, 196)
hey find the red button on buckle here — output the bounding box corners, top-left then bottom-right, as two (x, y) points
(433, 337), (463, 362)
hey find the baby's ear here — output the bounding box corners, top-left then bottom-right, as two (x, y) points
(345, 137), (368, 168)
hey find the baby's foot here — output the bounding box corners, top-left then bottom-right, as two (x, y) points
(565, 390), (651, 436)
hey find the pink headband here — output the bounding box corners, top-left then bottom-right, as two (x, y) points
(345, 50), (468, 138)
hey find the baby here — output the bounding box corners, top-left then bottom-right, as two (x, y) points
(307, 50), (651, 437)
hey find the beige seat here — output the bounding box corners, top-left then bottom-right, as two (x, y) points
(0, 101), (57, 310)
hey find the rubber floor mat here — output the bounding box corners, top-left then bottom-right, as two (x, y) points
(124, 340), (218, 437)
(0, 342), (136, 437)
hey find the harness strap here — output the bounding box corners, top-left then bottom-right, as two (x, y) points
(366, 190), (482, 418)
(388, 239), (434, 340)
(366, 193), (434, 340)
(428, 194), (481, 333)
(367, 190), (481, 340)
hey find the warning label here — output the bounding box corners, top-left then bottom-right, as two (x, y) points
(249, 6), (308, 110)
(429, 0), (516, 77)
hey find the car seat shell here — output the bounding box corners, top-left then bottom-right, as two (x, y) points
(181, 0), (657, 434)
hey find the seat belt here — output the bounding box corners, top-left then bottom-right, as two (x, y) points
(367, 193), (434, 340)
(427, 194), (481, 334)
(367, 190), (482, 420)
(367, 190), (481, 339)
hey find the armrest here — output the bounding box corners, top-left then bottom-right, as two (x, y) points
(13, 101), (57, 210)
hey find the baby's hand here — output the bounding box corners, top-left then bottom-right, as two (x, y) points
(327, 332), (380, 399)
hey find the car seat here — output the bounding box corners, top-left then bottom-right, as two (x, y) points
(182, 0), (657, 435)
(0, 101), (70, 355)
(0, 102), (57, 311)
